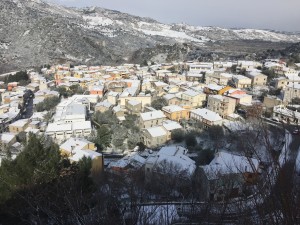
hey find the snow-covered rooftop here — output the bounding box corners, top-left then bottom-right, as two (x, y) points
(162, 120), (182, 131)
(191, 108), (222, 122)
(140, 110), (166, 121)
(162, 105), (184, 113)
(203, 151), (259, 180)
(146, 126), (167, 137)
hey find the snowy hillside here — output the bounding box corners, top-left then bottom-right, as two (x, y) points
(0, 0), (299, 72)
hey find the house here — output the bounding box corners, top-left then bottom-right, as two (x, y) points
(190, 108), (223, 128)
(213, 61), (233, 70)
(245, 70), (267, 86)
(207, 95), (236, 118)
(0, 132), (17, 151)
(199, 151), (260, 201)
(107, 91), (119, 105)
(53, 102), (86, 124)
(60, 138), (103, 176)
(163, 93), (182, 105)
(283, 83), (300, 103)
(139, 110), (166, 129)
(0, 104), (10, 115)
(153, 81), (168, 94)
(203, 84), (224, 95)
(95, 101), (113, 113)
(9, 119), (30, 133)
(272, 105), (300, 124)
(145, 146), (196, 181)
(263, 96), (282, 112)
(89, 85), (104, 96)
(46, 121), (92, 142)
(188, 62), (213, 73)
(185, 72), (203, 82)
(232, 75), (252, 88)
(181, 90), (206, 108)
(163, 85), (180, 94)
(206, 72), (233, 86)
(142, 126), (168, 148)
(155, 70), (173, 81)
(112, 105), (126, 120)
(162, 105), (190, 121)
(125, 99), (142, 115)
(7, 82), (18, 91)
(27, 83), (40, 92)
(225, 91), (253, 105)
(162, 120), (182, 140)
(274, 77), (288, 89)
(108, 152), (146, 173)
(237, 60), (262, 71)
(118, 94), (152, 109)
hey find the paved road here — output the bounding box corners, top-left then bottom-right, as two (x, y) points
(0, 90), (34, 132)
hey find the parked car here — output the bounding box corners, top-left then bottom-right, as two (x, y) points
(292, 129), (300, 135)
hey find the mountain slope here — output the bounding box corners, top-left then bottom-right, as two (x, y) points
(0, 0), (299, 72)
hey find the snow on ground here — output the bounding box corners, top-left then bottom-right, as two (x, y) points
(83, 16), (114, 26)
(0, 43), (9, 50)
(134, 21), (205, 43)
(64, 54), (82, 62)
(232, 29), (300, 42)
(23, 30), (30, 37)
(137, 27), (204, 43)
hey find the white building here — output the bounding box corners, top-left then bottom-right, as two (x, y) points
(46, 121), (92, 142)
(46, 98), (92, 142)
(190, 108), (223, 128)
(145, 146), (196, 180)
(272, 105), (300, 124)
(283, 83), (300, 103)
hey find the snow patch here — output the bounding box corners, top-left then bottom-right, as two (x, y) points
(23, 30), (30, 36)
(137, 27), (204, 43)
(232, 29), (300, 42)
(83, 16), (114, 26)
(65, 54), (82, 61)
(0, 43), (9, 50)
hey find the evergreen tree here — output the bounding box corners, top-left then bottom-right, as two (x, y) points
(171, 129), (185, 143)
(95, 126), (112, 150)
(151, 97), (168, 110)
(0, 134), (61, 202)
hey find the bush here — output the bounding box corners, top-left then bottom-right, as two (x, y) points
(151, 97), (168, 110)
(185, 132), (197, 149)
(207, 125), (224, 142)
(171, 129), (185, 143)
(35, 96), (60, 112)
(4, 71), (30, 84)
(95, 125), (112, 150)
(197, 149), (214, 165)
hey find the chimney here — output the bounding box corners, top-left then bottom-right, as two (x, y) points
(71, 146), (75, 155)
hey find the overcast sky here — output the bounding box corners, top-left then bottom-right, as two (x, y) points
(45, 0), (300, 32)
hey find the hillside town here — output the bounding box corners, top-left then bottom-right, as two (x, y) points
(0, 59), (300, 224)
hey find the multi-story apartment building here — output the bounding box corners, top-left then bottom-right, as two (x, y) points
(162, 105), (190, 121)
(245, 70), (267, 86)
(181, 90), (206, 108)
(190, 108), (223, 128)
(207, 95), (236, 118)
(232, 75), (252, 88)
(283, 83), (300, 103)
(139, 110), (166, 129)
